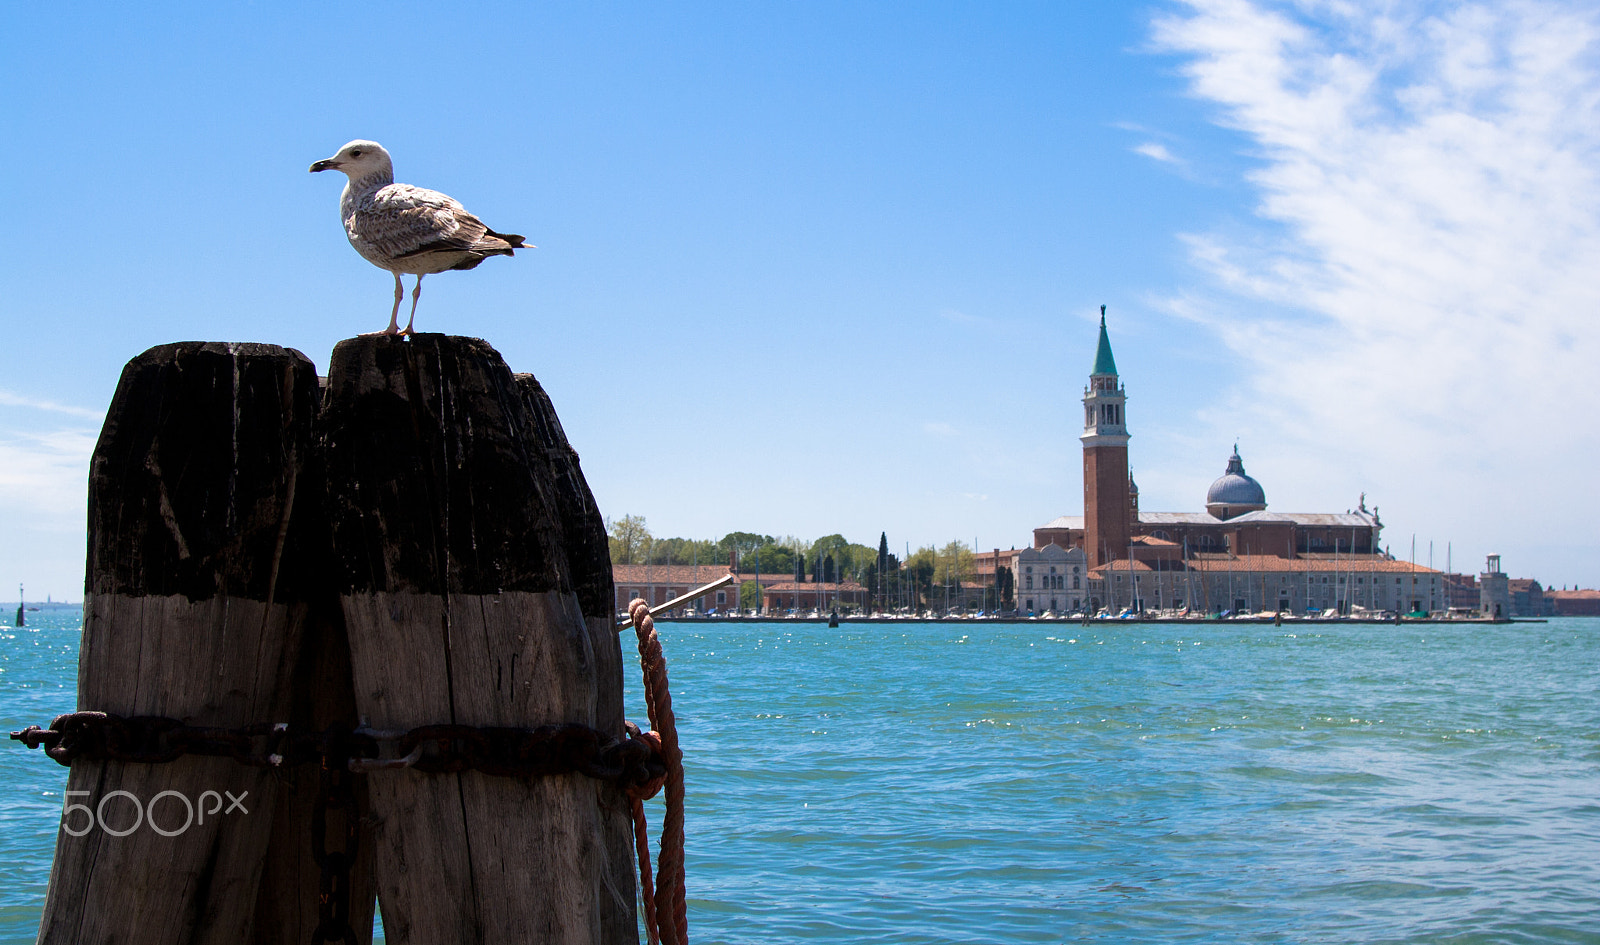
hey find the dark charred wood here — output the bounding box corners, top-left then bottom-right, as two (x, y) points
(321, 333), (571, 596)
(87, 341), (322, 602)
(513, 372), (614, 620)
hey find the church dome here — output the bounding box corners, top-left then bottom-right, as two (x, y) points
(1205, 447), (1266, 518)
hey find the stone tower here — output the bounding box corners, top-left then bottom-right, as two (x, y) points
(1082, 306), (1132, 569)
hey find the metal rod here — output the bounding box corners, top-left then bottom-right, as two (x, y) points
(617, 573), (737, 629)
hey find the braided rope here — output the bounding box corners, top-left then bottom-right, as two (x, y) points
(627, 598), (687, 945)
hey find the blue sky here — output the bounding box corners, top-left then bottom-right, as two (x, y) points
(2, 1), (1597, 600)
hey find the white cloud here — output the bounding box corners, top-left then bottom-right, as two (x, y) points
(1134, 142), (1185, 165)
(1153, 0), (1600, 580)
(923, 421), (958, 436)
(0, 389), (102, 420)
(0, 429), (96, 524)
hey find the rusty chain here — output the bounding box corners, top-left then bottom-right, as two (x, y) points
(11, 712), (665, 790)
(311, 730), (360, 945)
(12, 712), (669, 945)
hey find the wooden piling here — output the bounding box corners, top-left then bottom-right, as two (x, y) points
(322, 335), (636, 944)
(513, 372), (637, 945)
(38, 342), (322, 945)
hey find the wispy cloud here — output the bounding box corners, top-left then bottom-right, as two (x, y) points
(1134, 142), (1186, 166)
(923, 421), (957, 437)
(0, 429), (96, 524)
(0, 389), (102, 420)
(1152, 0), (1600, 576)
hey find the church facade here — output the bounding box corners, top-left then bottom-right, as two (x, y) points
(1025, 308), (1441, 615)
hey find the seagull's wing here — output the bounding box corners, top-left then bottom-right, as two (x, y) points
(350, 184), (497, 260)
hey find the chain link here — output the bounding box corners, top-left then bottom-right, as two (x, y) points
(310, 729), (360, 945)
(13, 712), (667, 945)
(11, 712), (665, 790)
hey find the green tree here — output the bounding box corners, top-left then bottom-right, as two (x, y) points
(650, 536), (721, 566)
(606, 514), (652, 565)
(808, 534), (850, 570)
(739, 580), (762, 611)
(718, 531), (774, 561)
(934, 540), (975, 586)
(905, 546), (937, 609)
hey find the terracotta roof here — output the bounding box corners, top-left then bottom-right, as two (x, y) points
(613, 564), (734, 585)
(1549, 589), (1600, 600)
(1090, 559), (1157, 573)
(1089, 555), (1440, 577)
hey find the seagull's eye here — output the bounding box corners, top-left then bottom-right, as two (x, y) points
(351, 149), (363, 157)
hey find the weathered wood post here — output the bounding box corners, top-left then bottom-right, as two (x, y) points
(322, 334), (637, 944)
(37, 342), (326, 944)
(513, 371), (639, 944)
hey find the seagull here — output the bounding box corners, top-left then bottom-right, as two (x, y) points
(310, 140), (529, 335)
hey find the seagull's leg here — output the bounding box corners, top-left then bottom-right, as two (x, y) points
(385, 272), (404, 335)
(403, 274), (425, 335)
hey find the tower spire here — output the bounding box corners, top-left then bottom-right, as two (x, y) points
(1091, 304), (1119, 377)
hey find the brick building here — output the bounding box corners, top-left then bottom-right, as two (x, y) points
(613, 563), (736, 616)
(1547, 589), (1600, 616)
(759, 581), (868, 613)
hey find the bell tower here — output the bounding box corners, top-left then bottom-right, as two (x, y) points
(1082, 306), (1132, 569)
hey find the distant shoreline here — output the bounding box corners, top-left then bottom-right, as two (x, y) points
(12, 603), (1554, 626)
(656, 614), (1546, 626)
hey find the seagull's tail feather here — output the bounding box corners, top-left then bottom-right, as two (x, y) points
(486, 229), (533, 251)
(446, 228), (535, 270)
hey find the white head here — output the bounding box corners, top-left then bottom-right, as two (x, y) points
(309, 140), (393, 183)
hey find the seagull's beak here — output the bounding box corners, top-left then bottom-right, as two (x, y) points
(309, 158), (341, 173)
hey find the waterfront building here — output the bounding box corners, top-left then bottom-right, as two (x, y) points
(760, 581), (869, 613)
(1548, 588), (1600, 616)
(1442, 572), (1480, 609)
(613, 563), (736, 615)
(1507, 578), (1552, 617)
(974, 543), (1088, 614)
(1024, 309), (1441, 615)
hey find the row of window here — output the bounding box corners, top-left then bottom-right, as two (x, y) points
(1025, 575), (1081, 590)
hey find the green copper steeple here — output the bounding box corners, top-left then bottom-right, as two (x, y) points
(1091, 304), (1118, 377)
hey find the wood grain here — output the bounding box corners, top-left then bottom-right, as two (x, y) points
(324, 335), (636, 944)
(38, 343), (322, 945)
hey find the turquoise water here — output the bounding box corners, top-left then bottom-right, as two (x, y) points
(4, 610), (1598, 943)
